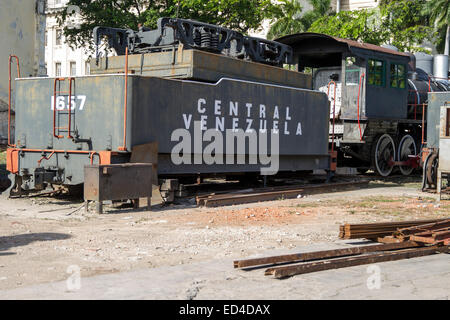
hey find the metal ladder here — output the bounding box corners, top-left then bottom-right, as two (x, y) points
(53, 77), (74, 139)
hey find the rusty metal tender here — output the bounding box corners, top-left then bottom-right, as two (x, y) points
(6, 18), (331, 196)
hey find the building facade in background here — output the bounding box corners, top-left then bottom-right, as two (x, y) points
(45, 0), (91, 77)
(0, 0), (46, 144)
(331, 0), (379, 12)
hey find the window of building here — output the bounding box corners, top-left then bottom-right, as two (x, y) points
(55, 62), (61, 77)
(55, 29), (63, 46)
(390, 63), (406, 89)
(45, 31), (48, 47)
(85, 61), (91, 75)
(70, 62), (77, 76)
(368, 59), (385, 86)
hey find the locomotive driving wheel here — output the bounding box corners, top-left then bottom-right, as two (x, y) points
(372, 134), (396, 177)
(398, 135), (417, 176)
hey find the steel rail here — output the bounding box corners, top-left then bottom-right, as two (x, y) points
(197, 180), (369, 207)
(234, 241), (421, 269)
(397, 219), (450, 236)
(264, 245), (449, 279)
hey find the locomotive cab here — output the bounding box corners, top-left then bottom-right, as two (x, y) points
(277, 33), (420, 176)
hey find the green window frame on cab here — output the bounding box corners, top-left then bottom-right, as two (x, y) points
(368, 59), (385, 87)
(390, 63), (406, 89)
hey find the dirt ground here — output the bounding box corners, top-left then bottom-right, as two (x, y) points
(0, 175), (449, 292)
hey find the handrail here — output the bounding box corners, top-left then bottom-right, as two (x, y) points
(53, 78), (64, 138)
(357, 73), (365, 142)
(10, 148), (101, 165)
(8, 55), (21, 147)
(67, 77), (74, 139)
(37, 151), (56, 166)
(118, 47), (129, 151)
(421, 103), (426, 147)
(327, 80), (337, 153)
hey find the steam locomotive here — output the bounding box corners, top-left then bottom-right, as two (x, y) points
(277, 33), (450, 176)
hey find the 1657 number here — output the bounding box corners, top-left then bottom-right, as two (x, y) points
(51, 95), (86, 111)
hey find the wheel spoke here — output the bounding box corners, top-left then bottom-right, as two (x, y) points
(374, 134), (395, 177)
(398, 135), (416, 176)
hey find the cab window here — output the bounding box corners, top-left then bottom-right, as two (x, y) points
(390, 63), (406, 89)
(345, 56), (360, 85)
(368, 59), (385, 86)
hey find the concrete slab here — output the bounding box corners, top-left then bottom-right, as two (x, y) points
(1, 242), (449, 300)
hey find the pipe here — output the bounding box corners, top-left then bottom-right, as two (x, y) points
(37, 151), (56, 166)
(8, 55), (21, 147)
(118, 47), (129, 151)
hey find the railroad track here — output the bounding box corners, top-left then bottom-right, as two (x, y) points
(196, 180), (370, 207)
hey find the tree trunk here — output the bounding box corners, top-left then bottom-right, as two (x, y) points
(445, 24), (450, 56)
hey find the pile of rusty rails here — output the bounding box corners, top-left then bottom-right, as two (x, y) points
(339, 218), (449, 240)
(380, 219), (450, 245)
(196, 180), (369, 207)
(234, 218), (450, 279)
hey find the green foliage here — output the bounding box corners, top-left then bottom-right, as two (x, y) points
(422, 0), (450, 30)
(266, 0), (304, 40)
(435, 26), (449, 54)
(267, 0), (331, 40)
(168, 0), (277, 32)
(422, 0), (450, 53)
(308, 0), (433, 52)
(379, 0), (432, 52)
(301, 0), (331, 31)
(308, 9), (384, 44)
(58, 0), (277, 50)
(58, 0), (148, 51)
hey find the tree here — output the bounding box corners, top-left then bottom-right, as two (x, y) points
(58, 0), (277, 50)
(266, 0), (332, 40)
(300, 0), (331, 31)
(422, 0), (450, 54)
(308, 0), (433, 52)
(266, 0), (304, 40)
(308, 9), (385, 44)
(378, 0), (431, 52)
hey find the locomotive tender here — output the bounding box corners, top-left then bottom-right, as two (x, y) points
(6, 18), (331, 195)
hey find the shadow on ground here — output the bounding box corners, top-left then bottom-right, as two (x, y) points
(0, 233), (71, 255)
